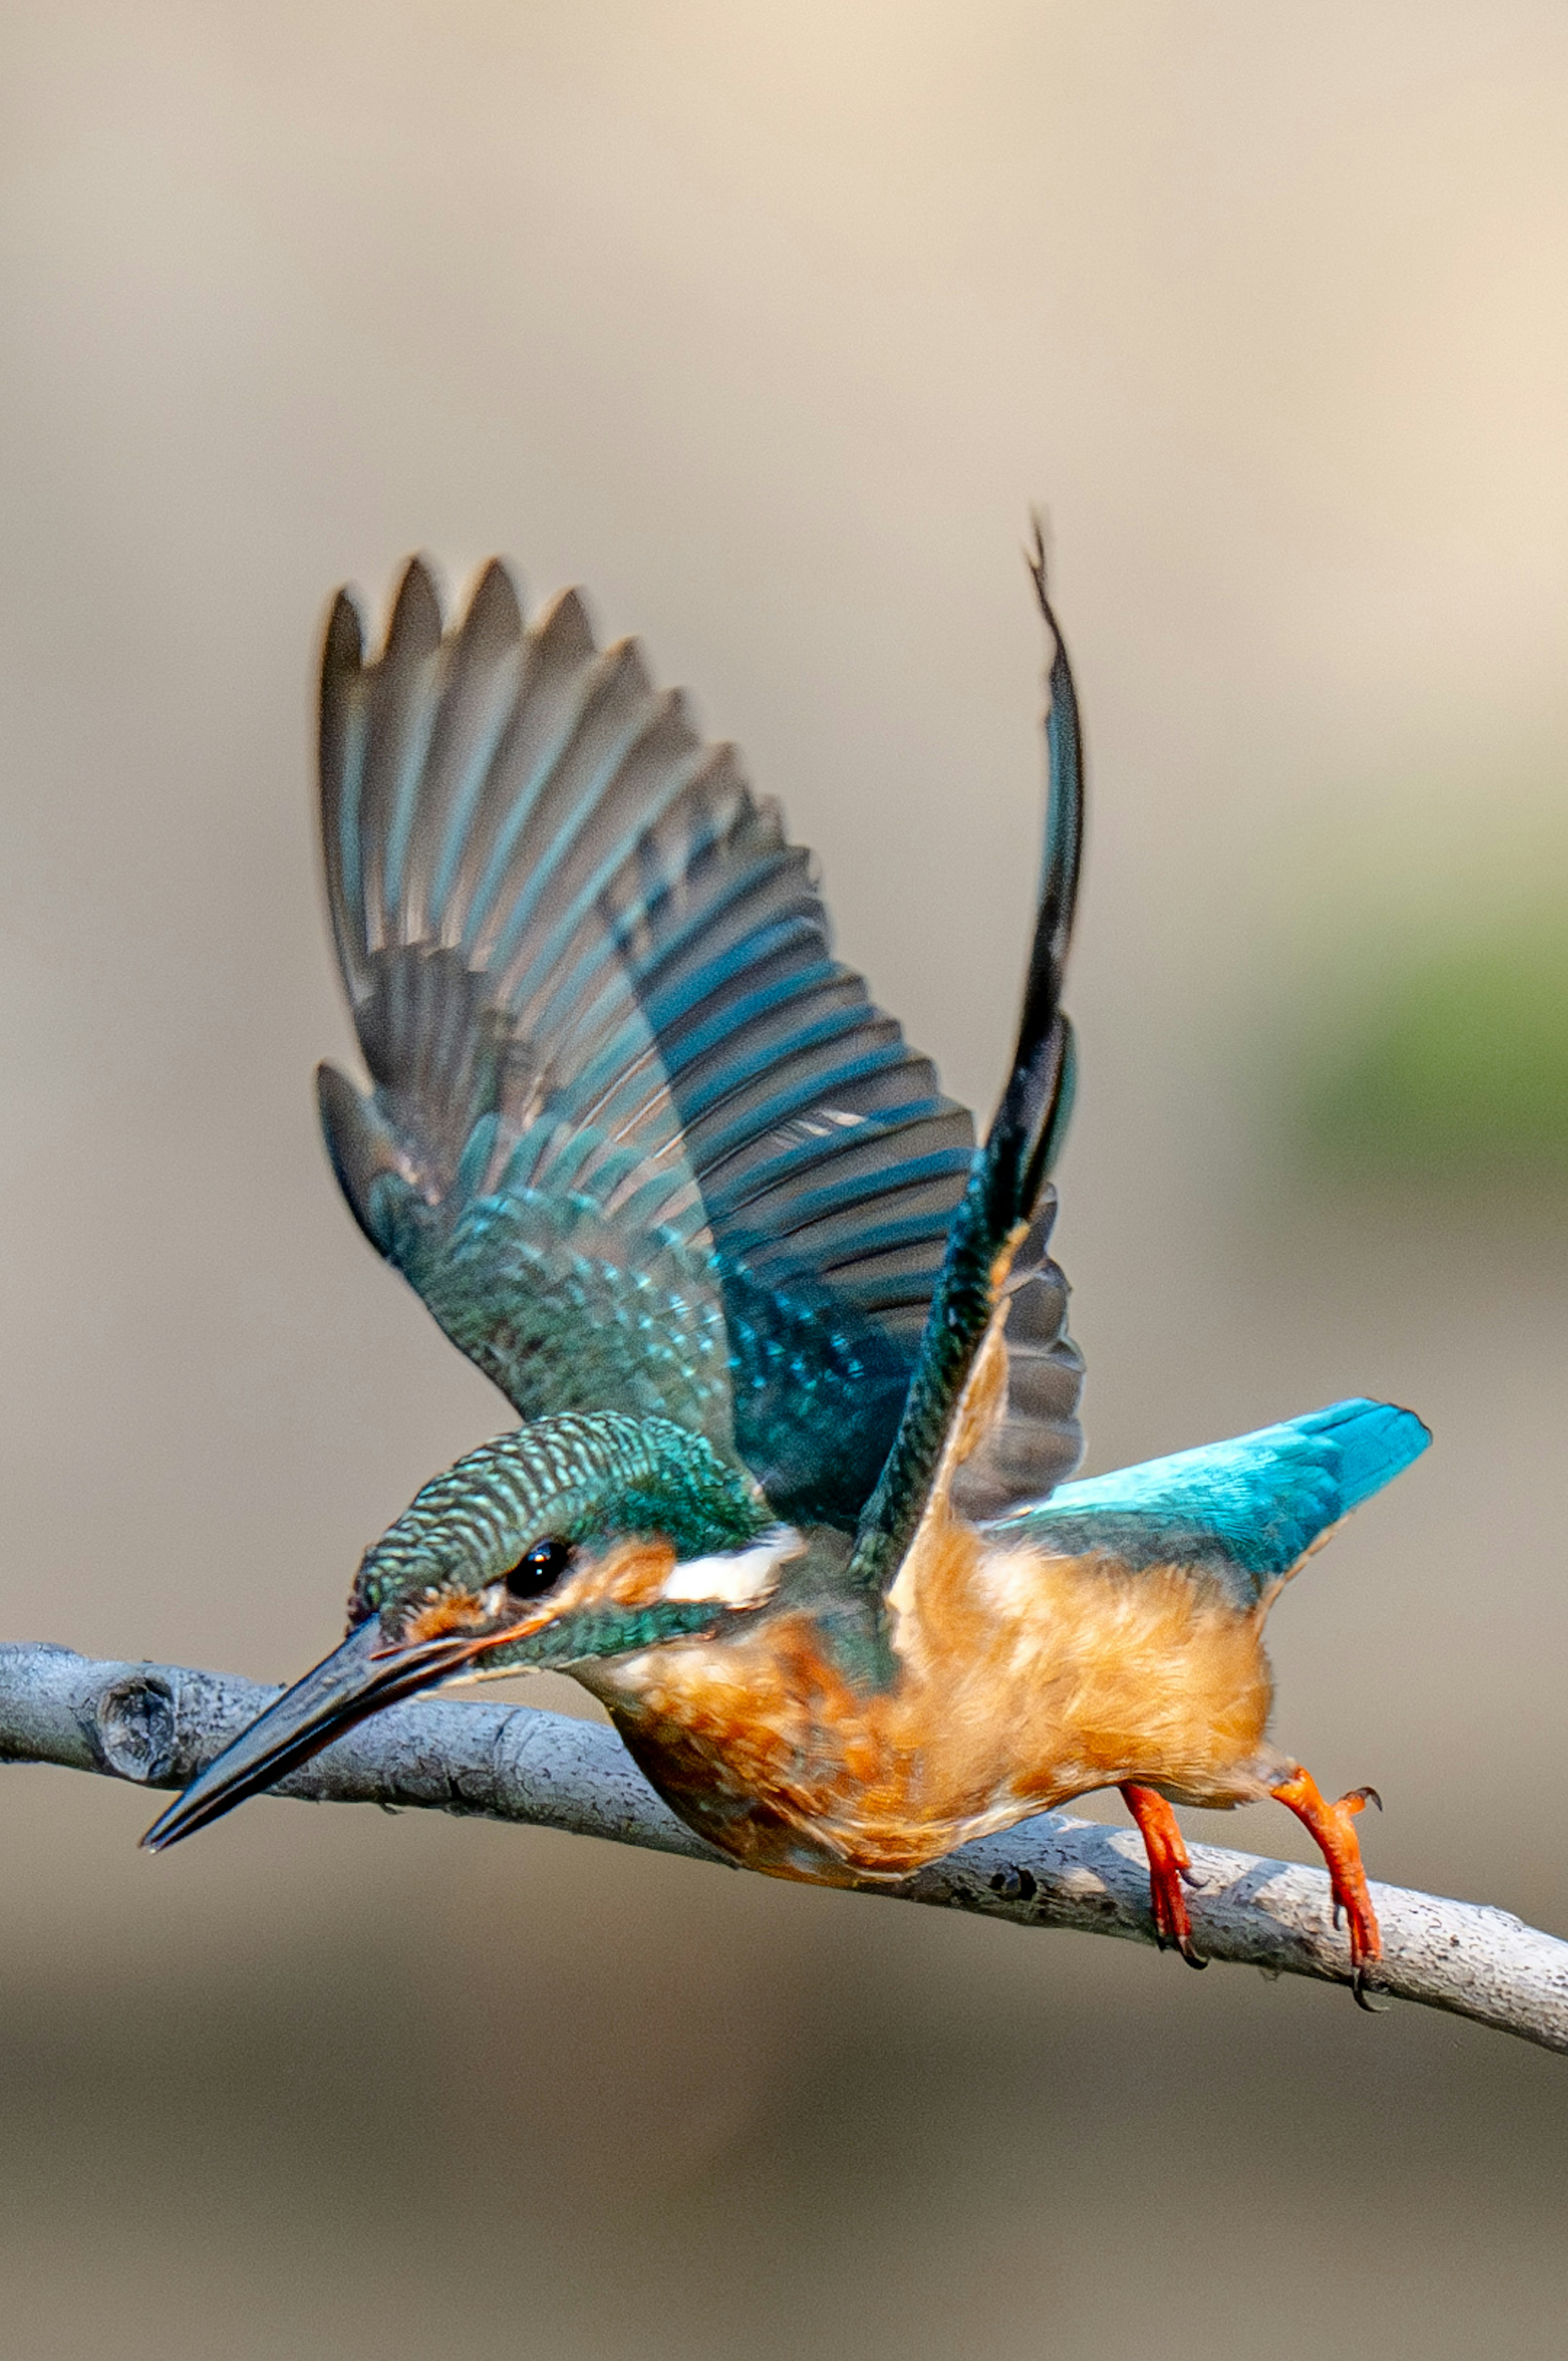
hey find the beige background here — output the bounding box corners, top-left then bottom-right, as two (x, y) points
(1, 4), (1566, 2354)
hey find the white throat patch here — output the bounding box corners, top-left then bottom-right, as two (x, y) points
(660, 1526), (804, 1607)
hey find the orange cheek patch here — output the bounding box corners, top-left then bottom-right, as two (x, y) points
(588, 1536), (679, 1610)
(403, 1593), (492, 1643)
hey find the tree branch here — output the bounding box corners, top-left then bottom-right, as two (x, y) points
(3, 1641), (1564, 2053)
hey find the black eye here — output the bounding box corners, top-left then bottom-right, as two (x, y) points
(503, 1538), (573, 1601)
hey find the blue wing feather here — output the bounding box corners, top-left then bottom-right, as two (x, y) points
(848, 532), (1085, 1590)
(987, 1397), (1431, 1598)
(316, 557), (1082, 1526)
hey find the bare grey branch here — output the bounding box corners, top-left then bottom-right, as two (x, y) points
(3, 1641), (1564, 2053)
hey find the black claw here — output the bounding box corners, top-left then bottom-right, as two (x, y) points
(1150, 1905), (1206, 1968)
(1178, 1861), (1206, 1890)
(1351, 1966), (1391, 2013)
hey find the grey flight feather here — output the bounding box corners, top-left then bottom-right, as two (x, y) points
(316, 557), (1086, 1532)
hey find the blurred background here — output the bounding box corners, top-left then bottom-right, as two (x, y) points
(1, 3), (1566, 2353)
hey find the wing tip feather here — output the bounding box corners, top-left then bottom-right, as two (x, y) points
(459, 555), (524, 648)
(380, 554), (445, 663)
(533, 583), (597, 661)
(321, 586), (365, 684)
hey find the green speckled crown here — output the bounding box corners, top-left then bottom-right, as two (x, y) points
(349, 1411), (768, 1623)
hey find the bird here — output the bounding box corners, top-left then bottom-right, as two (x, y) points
(143, 535), (1429, 2003)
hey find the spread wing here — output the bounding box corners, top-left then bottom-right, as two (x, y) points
(318, 555), (1069, 1528)
(850, 532), (1085, 1592)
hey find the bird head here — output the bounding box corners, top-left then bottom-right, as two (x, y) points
(143, 1413), (789, 1850)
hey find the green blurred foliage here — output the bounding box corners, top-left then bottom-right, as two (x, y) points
(1294, 912), (1568, 1182)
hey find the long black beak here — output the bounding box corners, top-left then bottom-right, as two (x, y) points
(140, 1619), (473, 1853)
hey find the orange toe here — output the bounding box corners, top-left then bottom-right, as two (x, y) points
(1121, 1782), (1206, 1969)
(1270, 1766), (1385, 2007)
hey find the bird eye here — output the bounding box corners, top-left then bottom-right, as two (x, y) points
(503, 1538), (573, 1601)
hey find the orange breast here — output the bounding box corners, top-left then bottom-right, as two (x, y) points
(584, 1512), (1278, 1884)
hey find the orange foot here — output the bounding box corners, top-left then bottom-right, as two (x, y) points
(1270, 1766), (1385, 2009)
(1120, 1782), (1206, 1969)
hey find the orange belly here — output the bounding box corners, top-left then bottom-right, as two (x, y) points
(583, 1517), (1280, 1884)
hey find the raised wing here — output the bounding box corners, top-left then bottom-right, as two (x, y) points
(984, 1398), (1431, 1604)
(317, 556), (994, 1527)
(850, 531), (1085, 1592)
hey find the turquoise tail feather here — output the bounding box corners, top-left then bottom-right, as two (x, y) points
(987, 1397), (1431, 1599)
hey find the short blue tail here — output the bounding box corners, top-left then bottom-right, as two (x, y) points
(985, 1397), (1431, 1597)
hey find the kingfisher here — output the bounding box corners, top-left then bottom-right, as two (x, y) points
(144, 537), (1429, 2003)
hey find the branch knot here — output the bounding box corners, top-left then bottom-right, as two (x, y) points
(91, 1670), (178, 1785)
